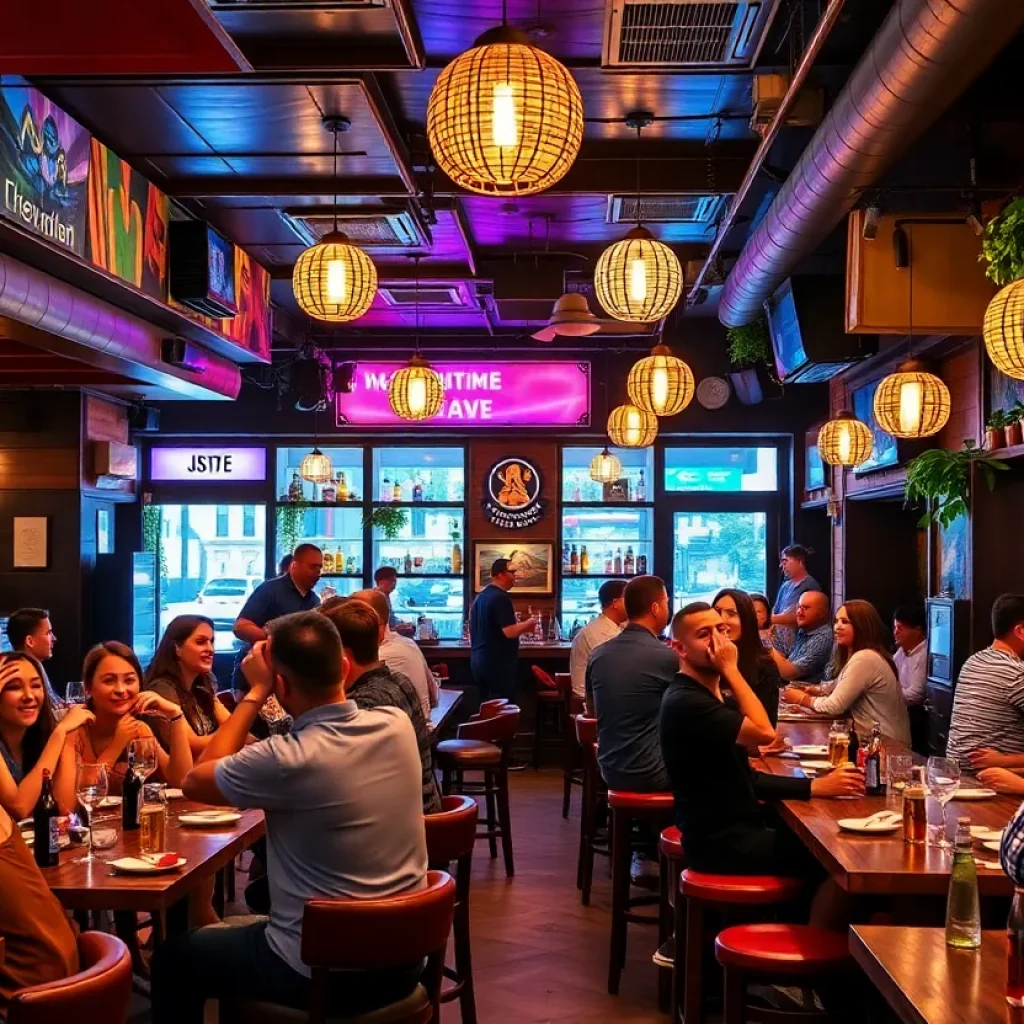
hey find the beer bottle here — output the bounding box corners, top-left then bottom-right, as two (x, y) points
(847, 724), (860, 766)
(946, 817), (981, 949)
(122, 750), (142, 831)
(865, 721), (885, 796)
(33, 769), (60, 867)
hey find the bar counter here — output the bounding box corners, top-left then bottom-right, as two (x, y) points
(416, 640), (572, 660)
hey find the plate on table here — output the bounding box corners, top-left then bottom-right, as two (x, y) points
(110, 855), (186, 875)
(97, 796), (121, 809)
(178, 811), (242, 828)
(838, 813), (902, 834)
(954, 788), (998, 801)
(164, 788), (184, 800)
(800, 760), (834, 771)
(982, 840), (1005, 853)
(792, 745), (829, 757)
(971, 827), (1004, 843)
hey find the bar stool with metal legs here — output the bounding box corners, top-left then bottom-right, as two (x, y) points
(574, 714), (608, 905)
(656, 825), (685, 1012)
(425, 795), (480, 1024)
(562, 686), (585, 818)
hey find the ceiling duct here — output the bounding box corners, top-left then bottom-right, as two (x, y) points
(378, 284), (476, 309)
(608, 194), (728, 225)
(719, 0), (1024, 327)
(283, 206), (427, 249)
(603, 0), (780, 69)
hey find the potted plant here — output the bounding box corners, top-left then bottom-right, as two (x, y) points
(905, 440), (1009, 528)
(985, 409), (1009, 450)
(980, 198), (1024, 286)
(1007, 399), (1024, 447)
(725, 316), (778, 406)
(363, 506), (409, 540)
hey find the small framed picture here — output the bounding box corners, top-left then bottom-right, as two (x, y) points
(13, 517), (48, 569)
(603, 478), (630, 502)
(474, 541), (554, 594)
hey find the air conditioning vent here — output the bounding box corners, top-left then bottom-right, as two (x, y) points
(379, 284), (475, 309)
(608, 194), (727, 225)
(283, 207), (426, 249)
(209, 1), (377, 9)
(603, 0), (780, 69)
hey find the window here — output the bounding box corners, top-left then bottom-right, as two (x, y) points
(276, 446), (363, 503)
(276, 506), (364, 579)
(664, 446), (777, 492)
(562, 446), (652, 503)
(671, 511), (767, 608)
(373, 447), (465, 503)
(242, 505), (256, 538)
(151, 504), (267, 654)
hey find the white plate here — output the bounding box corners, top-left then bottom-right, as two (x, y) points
(164, 788), (184, 800)
(97, 796), (122, 809)
(983, 840), (1003, 853)
(971, 827), (1004, 842)
(954, 788), (998, 801)
(178, 811), (242, 827)
(792, 745), (829, 757)
(110, 855), (186, 875)
(838, 818), (902, 834)
(800, 760), (835, 771)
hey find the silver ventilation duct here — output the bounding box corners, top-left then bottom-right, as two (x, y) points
(719, 0), (1024, 327)
(0, 252), (241, 400)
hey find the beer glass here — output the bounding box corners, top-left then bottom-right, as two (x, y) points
(140, 783), (168, 855)
(828, 720), (849, 766)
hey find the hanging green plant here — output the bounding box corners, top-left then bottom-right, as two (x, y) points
(980, 198), (1024, 286)
(276, 502), (308, 558)
(905, 440), (1009, 528)
(141, 503), (168, 580)
(364, 506), (408, 540)
(725, 315), (772, 369)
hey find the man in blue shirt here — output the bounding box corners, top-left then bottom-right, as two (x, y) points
(771, 591), (833, 684)
(469, 558), (538, 701)
(232, 544), (323, 692)
(771, 544), (822, 652)
(586, 575), (677, 792)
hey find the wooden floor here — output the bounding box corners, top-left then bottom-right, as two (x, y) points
(131, 769), (665, 1023)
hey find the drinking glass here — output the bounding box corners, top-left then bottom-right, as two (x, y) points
(65, 681), (86, 705)
(828, 720), (850, 766)
(129, 736), (159, 783)
(926, 756), (961, 848)
(140, 784), (168, 855)
(887, 754), (914, 809)
(75, 762), (109, 863)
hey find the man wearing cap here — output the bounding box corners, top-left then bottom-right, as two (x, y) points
(469, 558), (539, 702)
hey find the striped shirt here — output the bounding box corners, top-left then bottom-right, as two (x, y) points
(946, 647), (1024, 762)
(1000, 798), (1024, 885)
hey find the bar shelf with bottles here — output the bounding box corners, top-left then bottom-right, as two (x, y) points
(560, 446), (654, 625)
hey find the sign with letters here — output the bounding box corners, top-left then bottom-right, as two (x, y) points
(483, 457), (545, 529)
(150, 447), (266, 482)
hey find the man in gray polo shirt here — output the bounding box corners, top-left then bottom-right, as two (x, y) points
(151, 611), (427, 1023)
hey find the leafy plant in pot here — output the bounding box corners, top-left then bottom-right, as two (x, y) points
(725, 316), (777, 406)
(1007, 400), (1024, 448)
(364, 505), (409, 540)
(986, 409), (1010, 451)
(905, 440), (1008, 528)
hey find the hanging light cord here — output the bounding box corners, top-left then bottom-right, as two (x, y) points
(907, 223), (914, 358)
(413, 254), (422, 357)
(635, 123), (643, 227)
(332, 122), (339, 235)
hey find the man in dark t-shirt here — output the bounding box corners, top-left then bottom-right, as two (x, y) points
(469, 558), (538, 701)
(660, 602), (863, 875)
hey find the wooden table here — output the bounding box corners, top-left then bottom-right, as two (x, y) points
(428, 687), (463, 740)
(418, 641), (571, 661)
(851, 926), (1015, 1024)
(763, 721), (1018, 896)
(40, 802), (264, 913)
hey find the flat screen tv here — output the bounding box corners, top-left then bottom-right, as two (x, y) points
(926, 597), (969, 687)
(169, 220), (238, 318)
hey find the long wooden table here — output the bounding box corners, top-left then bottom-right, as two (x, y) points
(40, 802), (265, 914)
(428, 687), (463, 741)
(763, 721), (1019, 896)
(851, 926), (1014, 1024)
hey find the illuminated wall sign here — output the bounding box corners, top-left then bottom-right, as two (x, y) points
(150, 447), (266, 482)
(484, 457), (545, 529)
(337, 361), (590, 427)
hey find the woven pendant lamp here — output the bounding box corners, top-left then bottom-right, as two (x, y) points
(627, 342), (695, 416)
(589, 446), (622, 484)
(607, 404), (658, 449)
(873, 361), (950, 439)
(299, 447), (333, 484)
(426, 20), (583, 197)
(983, 278), (1024, 380)
(817, 411), (874, 467)
(388, 256), (445, 421)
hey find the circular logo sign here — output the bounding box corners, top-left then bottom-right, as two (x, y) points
(483, 457), (544, 529)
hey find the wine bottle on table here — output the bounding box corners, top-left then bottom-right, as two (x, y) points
(122, 752), (142, 831)
(33, 769), (61, 867)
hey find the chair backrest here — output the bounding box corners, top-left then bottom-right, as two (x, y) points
(433, 662), (449, 679)
(425, 794), (479, 864)
(575, 714), (597, 746)
(554, 672), (571, 693)
(216, 690), (238, 712)
(457, 706), (520, 746)
(301, 870), (456, 971)
(475, 698), (509, 719)
(8, 932), (132, 1024)
(531, 665), (557, 690)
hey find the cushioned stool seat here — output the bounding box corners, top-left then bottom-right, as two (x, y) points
(435, 739), (501, 766)
(607, 790), (675, 812)
(659, 826), (683, 860)
(714, 924), (852, 976)
(680, 869), (804, 905)
(536, 689), (563, 703)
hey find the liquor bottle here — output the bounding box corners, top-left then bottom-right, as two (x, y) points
(288, 472), (304, 501)
(613, 547), (623, 575)
(403, 550), (413, 574)
(412, 479), (423, 502)
(33, 769), (61, 867)
(637, 553), (648, 574)
(322, 475), (336, 503)
(452, 525), (463, 575)
(122, 752), (142, 831)
(381, 477), (392, 502)
(580, 545), (590, 574)
(534, 615), (544, 641)
(864, 721), (885, 796)
(624, 545), (635, 575)
(322, 549), (335, 574)
(847, 725), (860, 767)
(346, 554), (357, 575)
(393, 480), (403, 502)
(946, 817), (981, 949)
(1008, 888), (1024, 1006)
(563, 543), (571, 574)
(547, 616), (558, 642)
(636, 469), (647, 502)
(570, 545), (579, 574)
(462, 618), (471, 644)
(604, 550), (613, 574)
(337, 472), (349, 503)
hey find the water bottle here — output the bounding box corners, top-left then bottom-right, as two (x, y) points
(945, 816), (981, 949)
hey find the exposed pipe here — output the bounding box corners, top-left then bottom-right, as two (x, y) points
(719, 0), (1024, 327)
(687, 0), (848, 305)
(0, 252), (241, 400)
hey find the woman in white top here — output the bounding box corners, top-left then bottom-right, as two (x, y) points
(783, 600), (911, 745)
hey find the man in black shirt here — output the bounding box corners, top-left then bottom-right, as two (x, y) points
(660, 602), (863, 876)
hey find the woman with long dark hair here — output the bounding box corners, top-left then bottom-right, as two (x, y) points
(144, 615), (229, 755)
(712, 589), (783, 726)
(783, 599), (910, 744)
(0, 653), (91, 816)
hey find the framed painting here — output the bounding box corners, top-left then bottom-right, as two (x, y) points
(473, 541), (553, 594)
(851, 379), (899, 475)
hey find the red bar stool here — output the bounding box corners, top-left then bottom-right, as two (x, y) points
(715, 923), (853, 1023)
(473, 698), (509, 720)
(425, 795), (480, 1024)
(8, 932), (132, 1024)
(531, 665), (566, 769)
(574, 714), (608, 905)
(674, 870), (805, 1024)
(606, 788), (675, 995)
(656, 826), (685, 1012)
(436, 706), (521, 877)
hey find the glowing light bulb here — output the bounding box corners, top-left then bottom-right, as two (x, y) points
(898, 380), (923, 434)
(626, 407), (642, 444)
(325, 258), (347, 303)
(492, 84), (518, 148)
(838, 425), (851, 463)
(628, 256), (648, 303)
(652, 366), (669, 412)
(408, 373), (427, 416)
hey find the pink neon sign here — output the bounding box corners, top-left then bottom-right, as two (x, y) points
(336, 361), (591, 428)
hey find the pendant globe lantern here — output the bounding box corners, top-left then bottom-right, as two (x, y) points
(873, 361), (950, 439)
(388, 257), (445, 421)
(589, 446), (622, 484)
(292, 117), (377, 323)
(426, 14), (583, 197)
(983, 278), (1024, 380)
(607, 404), (658, 449)
(817, 411), (874, 467)
(627, 342), (695, 416)
(299, 447), (333, 484)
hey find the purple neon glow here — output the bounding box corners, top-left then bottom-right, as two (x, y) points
(150, 447), (266, 481)
(337, 361), (591, 427)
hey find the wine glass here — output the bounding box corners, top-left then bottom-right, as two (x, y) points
(129, 736), (159, 783)
(926, 756), (961, 848)
(65, 681), (86, 705)
(75, 762), (109, 863)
